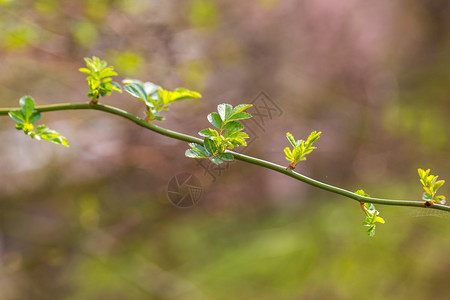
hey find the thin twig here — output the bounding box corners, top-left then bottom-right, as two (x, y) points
(1, 102), (449, 212)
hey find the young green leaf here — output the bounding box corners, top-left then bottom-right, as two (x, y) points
(217, 103), (233, 122)
(111, 82), (122, 93)
(216, 153), (234, 161)
(78, 67), (91, 75)
(143, 82), (159, 95)
(99, 67), (118, 78)
(356, 190), (385, 237)
(9, 96), (42, 125)
(187, 143), (209, 157)
(159, 88), (201, 103)
(231, 104), (253, 115)
(185, 103), (252, 165)
(186, 149), (207, 158)
(9, 96), (69, 147)
(207, 112), (223, 129)
(9, 95), (41, 127)
(204, 138), (218, 155)
(31, 125), (69, 147)
(215, 103), (253, 126)
(355, 189), (369, 197)
(226, 112), (252, 123)
(284, 131), (321, 170)
(223, 122), (244, 137)
(199, 128), (219, 138)
(123, 79), (201, 122)
(20, 95), (35, 120)
(286, 132), (297, 147)
(284, 147), (292, 160)
(216, 103), (253, 128)
(418, 168), (446, 205)
(123, 80), (152, 104)
(8, 110), (26, 123)
(79, 56), (121, 103)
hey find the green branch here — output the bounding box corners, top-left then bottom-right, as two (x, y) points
(1, 102), (449, 212)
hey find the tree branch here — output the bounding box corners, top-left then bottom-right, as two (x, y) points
(1, 102), (449, 212)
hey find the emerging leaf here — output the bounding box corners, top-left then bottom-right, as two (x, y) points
(207, 112), (223, 129)
(231, 104), (253, 115)
(204, 138), (218, 155)
(226, 112), (252, 123)
(216, 153), (234, 161)
(215, 103), (253, 125)
(8, 110), (26, 123)
(356, 190), (385, 237)
(20, 95), (35, 120)
(9, 96), (41, 126)
(283, 131), (321, 169)
(217, 103), (233, 122)
(284, 147), (293, 161)
(375, 216), (385, 224)
(143, 82), (159, 95)
(286, 132), (296, 147)
(222, 121), (243, 133)
(199, 128), (219, 138)
(111, 82), (122, 93)
(188, 143), (209, 157)
(124, 79), (201, 122)
(78, 67), (92, 75)
(166, 88), (201, 102)
(186, 103), (252, 165)
(355, 189), (370, 197)
(418, 168), (446, 205)
(185, 149), (207, 158)
(32, 125), (69, 147)
(123, 80), (149, 102)
(9, 96), (69, 147)
(80, 56), (121, 103)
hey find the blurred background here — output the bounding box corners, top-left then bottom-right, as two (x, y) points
(0, 0), (449, 299)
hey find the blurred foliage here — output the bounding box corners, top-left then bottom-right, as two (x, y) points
(1, 0), (450, 299)
(177, 59), (212, 92)
(109, 50), (144, 75)
(33, 0), (59, 14)
(71, 20), (99, 46)
(0, 0), (13, 6)
(0, 24), (39, 50)
(188, 0), (220, 29)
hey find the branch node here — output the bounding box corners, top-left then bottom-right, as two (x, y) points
(424, 200), (434, 208)
(286, 162), (296, 170)
(360, 201), (366, 211)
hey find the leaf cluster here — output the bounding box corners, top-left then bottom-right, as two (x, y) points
(79, 56), (122, 103)
(355, 190), (385, 237)
(8, 96), (68, 146)
(123, 79), (201, 122)
(418, 168), (446, 204)
(284, 131), (321, 169)
(186, 103), (252, 165)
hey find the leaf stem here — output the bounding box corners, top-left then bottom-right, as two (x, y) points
(1, 102), (449, 212)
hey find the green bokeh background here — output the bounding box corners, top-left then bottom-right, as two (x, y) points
(0, 1), (449, 299)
